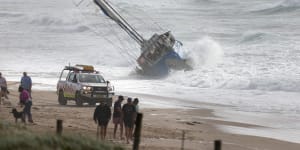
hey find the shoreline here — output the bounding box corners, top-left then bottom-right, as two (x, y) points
(1, 84), (300, 149)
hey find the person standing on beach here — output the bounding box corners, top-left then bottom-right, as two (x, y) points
(113, 95), (124, 139)
(18, 86), (33, 123)
(20, 72), (32, 98)
(0, 72), (9, 99)
(94, 102), (111, 140)
(133, 98), (139, 113)
(122, 97), (136, 144)
(132, 98), (139, 137)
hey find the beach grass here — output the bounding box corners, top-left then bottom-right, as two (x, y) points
(0, 120), (124, 150)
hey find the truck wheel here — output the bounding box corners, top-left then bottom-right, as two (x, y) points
(107, 98), (113, 107)
(88, 101), (96, 106)
(58, 90), (67, 105)
(75, 92), (83, 106)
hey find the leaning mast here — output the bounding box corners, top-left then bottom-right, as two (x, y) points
(94, 0), (144, 45)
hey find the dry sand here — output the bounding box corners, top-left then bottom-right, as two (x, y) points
(1, 82), (300, 150)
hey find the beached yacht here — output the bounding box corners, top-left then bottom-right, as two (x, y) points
(94, 0), (192, 76)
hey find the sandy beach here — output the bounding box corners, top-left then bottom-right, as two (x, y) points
(0, 82), (299, 150)
(1, 0), (300, 149)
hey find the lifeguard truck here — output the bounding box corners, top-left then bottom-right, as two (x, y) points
(56, 65), (114, 106)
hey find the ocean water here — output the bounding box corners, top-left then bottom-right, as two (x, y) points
(1, 0), (300, 143)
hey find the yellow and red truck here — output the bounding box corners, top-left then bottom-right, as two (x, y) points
(56, 65), (114, 106)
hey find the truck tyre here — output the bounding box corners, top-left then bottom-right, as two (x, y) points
(75, 92), (83, 106)
(88, 101), (96, 106)
(107, 98), (113, 107)
(58, 90), (67, 105)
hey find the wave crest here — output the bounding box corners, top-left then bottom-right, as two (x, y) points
(27, 15), (90, 33)
(29, 15), (77, 26)
(239, 31), (269, 44)
(253, 0), (300, 14)
(0, 12), (23, 18)
(168, 68), (300, 93)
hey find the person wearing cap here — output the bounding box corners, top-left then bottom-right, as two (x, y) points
(112, 95), (124, 139)
(0, 72), (9, 99)
(94, 101), (111, 140)
(122, 97), (137, 144)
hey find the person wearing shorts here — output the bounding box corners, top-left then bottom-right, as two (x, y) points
(113, 95), (124, 139)
(122, 98), (136, 144)
(94, 102), (111, 140)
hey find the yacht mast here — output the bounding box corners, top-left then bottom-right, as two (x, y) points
(94, 0), (144, 45)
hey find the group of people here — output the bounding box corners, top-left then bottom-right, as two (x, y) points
(93, 95), (139, 144)
(0, 72), (33, 123)
(19, 72), (33, 123)
(2, 71), (140, 141)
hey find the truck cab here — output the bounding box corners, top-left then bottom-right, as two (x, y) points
(56, 65), (114, 106)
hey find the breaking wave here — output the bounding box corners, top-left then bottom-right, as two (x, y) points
(0, 12), (23, 18)
(279, 0), (300, 7)
(168, 36), (300, 93)
(27, 15), (90, 33)
(185, 37), (223, 68)
(29, 16), (77, 26)
(252, 0), (300, 14)
(243, 77), (300, 92)
(169, 67), (300, 92)
(215, 73), (300, 92)
(239, 31), (270, 44)
(49, 25), (90, 33)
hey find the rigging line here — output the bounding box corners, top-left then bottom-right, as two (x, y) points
(74, 0), (85, 7)
(108, 25), (139, 64)
(93, 10), (138, 66)
(92, 2), (139, 61)
(72, 0), (136, 66)
(102, 0), (144, 43)
(108, 23), (139, 57)
(106, 5), (144, 43)
(91, 23), (137, 66)
(72, 0), (91, 8)
(114, 4), (165, 33)
(116, 21), (142, 45)
(96, 22), (139, 66)
(92, 0), (144, 51)
(76, 0), (139, 65)
(97, 6), (139, 63)
(106, 25), (137, 65)
(94, 20), (137, 66)
(93, 0), (143, 44)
